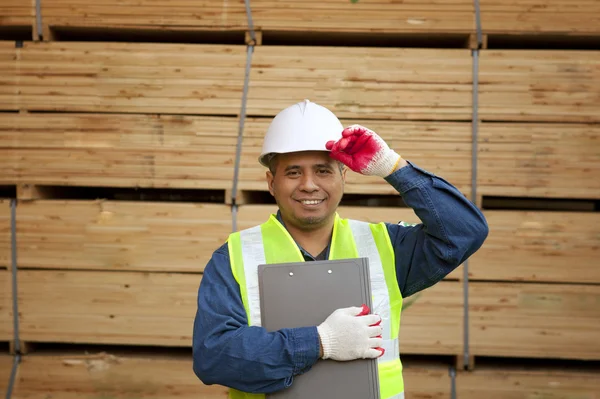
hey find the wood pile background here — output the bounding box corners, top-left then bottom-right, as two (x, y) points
(1, 0), (599, 397)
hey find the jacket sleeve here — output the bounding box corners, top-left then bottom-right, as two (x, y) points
(192, 244), (321, 393)
(383, 161), (489, 298)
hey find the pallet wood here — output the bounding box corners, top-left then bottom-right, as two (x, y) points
(0, 41), (17, 111)
(18, 270), (201, 347)
(14, 42), (246, 115)
(40, 0), (474, 36)
(248, 46), (473, 121)
(0, 0), (34, 29)
(239, 118), (473, 196)
(0, 113), (238, 189)
(470, 282), (600, 360)
(470, 211), (600, 284)
(17, 200), (231, 273)
(0, 200), (10, 269)
(456, 364), (600, 399)
(478, 122), (600, 199)
(11, 352), (451, 399)
(480, 0), (600, 35)
(0, 269), (14, 342)
(479, 50), (600, 122)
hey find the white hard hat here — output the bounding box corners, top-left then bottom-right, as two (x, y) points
(259, 99), (344, 167)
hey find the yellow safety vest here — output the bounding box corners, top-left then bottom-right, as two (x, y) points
(227, 212), (404, 399)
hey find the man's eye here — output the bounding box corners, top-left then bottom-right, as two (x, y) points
(286, 171), (300, 176)
(318, 169), (331, 174)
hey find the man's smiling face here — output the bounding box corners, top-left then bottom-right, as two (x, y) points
(266, 151), (346, 231)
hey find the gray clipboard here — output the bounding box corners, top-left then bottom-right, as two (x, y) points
(258, 258), (380, 399)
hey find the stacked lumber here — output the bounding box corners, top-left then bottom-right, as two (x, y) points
(469, 211), (600, 283)
(11, 352), (452, 398)
(16, 201), (231, 272)
(14, 42), (246, 114)
(480, 0), (600, 35)
(248, 46), (473, 121)
(469, 282), (600, 360)
(478, 123), (600, 199)
(40, 0), (474, 35)
(240, 118), (473, 196)
(0, 200), (10, 268)
(457, 364), (600, 398)
(40, 0), (248, 33)
(0, 269), (13, 342)
(18, 269), (200, 346)
(0, 41), (17, 111)
(0, 0), (33, 29)
(0, 113), (239, 189)
(251, 0), (475, 34)
(479, 51), (600, 122)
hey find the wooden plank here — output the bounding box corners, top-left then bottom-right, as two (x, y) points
(480, 0), (600, 35)
(470, 282), (600, 360)
(0, 200), (10, 269)
(41, 0), (474, 35)
(18, 270), (200, 346)
(16, 42), (246, 115)
(0, 41), (18, 111)
(17, 201), (231, 272)
(248, 46), (473, 121)
(0, 269), (14, 342)
(399, 281), (463, 356)
(478, 123), (600, 199)
(236, 204), (463, 280)
(240, 119), (473, 196)
(0, 353), (13, 398)
(42, 0), (248, 32)
(12, 352), (228, 399)
(0, 0), (34, 28)
(12, 352), (451, 398)
(470, 211), (600, 284)
(0, 113), (238, 189)
(457, 364), (600, 399)
(253, 0), (474, 34)
(480, 51), (600, 122)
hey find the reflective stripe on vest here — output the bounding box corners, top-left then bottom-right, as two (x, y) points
(228, 213), (404, 399)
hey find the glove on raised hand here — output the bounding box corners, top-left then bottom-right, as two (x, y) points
(325, 124), (401, 177)
(317, 304), (384, 361)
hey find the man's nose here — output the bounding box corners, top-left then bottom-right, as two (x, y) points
(299, 173), (319, 191)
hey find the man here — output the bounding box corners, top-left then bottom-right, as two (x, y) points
(192, 100), (488, 398)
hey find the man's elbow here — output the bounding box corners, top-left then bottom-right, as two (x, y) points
(192, 345), (221, 386)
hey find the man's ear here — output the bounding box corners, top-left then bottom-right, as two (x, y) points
(266, 171), (275, 196)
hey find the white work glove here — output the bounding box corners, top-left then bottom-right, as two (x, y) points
(317, 304), (384, 361)
(326, 124), (402, 178)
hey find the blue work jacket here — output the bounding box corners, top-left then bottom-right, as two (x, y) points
(192, 161), (489, 393)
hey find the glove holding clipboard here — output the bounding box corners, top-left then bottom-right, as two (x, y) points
(258, 258), (381, 399)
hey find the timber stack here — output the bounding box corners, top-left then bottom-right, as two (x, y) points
(1, 0), (599, 397)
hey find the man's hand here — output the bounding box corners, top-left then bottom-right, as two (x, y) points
(317, 304), (385, 361)
(326, 124), (405, 177)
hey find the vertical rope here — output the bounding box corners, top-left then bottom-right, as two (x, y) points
(464, 0), (483, 370)
(449, 366), (457, 399)
(35, 0), (42, 40)
(231, 0), (256, 232)
(10, 199), (20, 354)
(5, 354), (20, 399)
